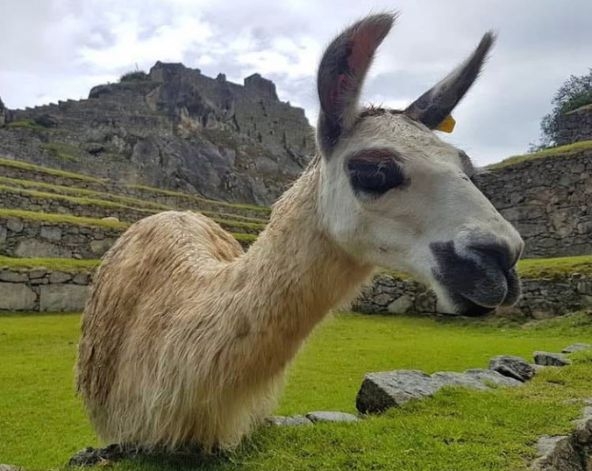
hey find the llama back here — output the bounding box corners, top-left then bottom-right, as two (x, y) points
(76, 210), (243, 446)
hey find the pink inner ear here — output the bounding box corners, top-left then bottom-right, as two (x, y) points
(347, 25), (385, 75)
(327, 74), (351, 112)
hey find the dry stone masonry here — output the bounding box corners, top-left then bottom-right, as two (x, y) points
(474, 148), (592, 258)
(352, 272), (592, 318)
(555, 104), (592, 146)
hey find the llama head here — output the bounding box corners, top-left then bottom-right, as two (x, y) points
(316, 14), (524, 316)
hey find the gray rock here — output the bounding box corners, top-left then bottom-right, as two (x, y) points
(534, 351), (571, 367)
(73, 273), (91, 285)
(387, 295), (413, 314)
(530, 435), (581, 471)
(464, 368), (522, 387)
(49, 271), (73, 283)
(14, 239), (71, 258)
(355, 368), (519, 415)
(0, 283), (36, 310)
(6, 219), (24, 233)
(489, 355), (535, 382)
(561, 343), (591, 354)
(40, 226), (62, 241)
(0, 465), (22, 471)
(266, 415), (313, 426)
(101, 216), (120, 223)
(39, 284), (88, 311)
(0, 226), (6, 244)
(356, 370), (438, 413)
(0, 270), (28, 283)
(90, 239), (115, 255)
(305, 411), (359, 423)
(28, 268), (47, 279)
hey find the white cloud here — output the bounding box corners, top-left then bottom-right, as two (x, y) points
(1, 0), (591, 165)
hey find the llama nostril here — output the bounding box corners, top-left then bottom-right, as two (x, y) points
(469, 242), (516, 272)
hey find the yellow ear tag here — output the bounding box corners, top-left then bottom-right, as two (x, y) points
(436, 115), (456, 133)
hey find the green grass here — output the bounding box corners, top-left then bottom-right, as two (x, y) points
(488, 140), (592, 170)
(0, 156), (105, 183)
(0, 208), (129, 230)
(127, 184), (272, 215)
(5, 119), (44, 130)
(517, 254), (592, 278)
(0, 175), (172, 211)
(1, 311), (591, 470)
(41, 142), (81, 163)
(0, 255), (99, 271)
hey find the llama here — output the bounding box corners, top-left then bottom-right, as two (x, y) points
(76, 14), (524, 452)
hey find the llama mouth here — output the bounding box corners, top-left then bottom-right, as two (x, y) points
(442, 268), (521, 317)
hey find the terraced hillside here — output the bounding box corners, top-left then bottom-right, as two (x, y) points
(0, 156), (268, 262)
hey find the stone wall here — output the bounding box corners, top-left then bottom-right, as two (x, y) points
(353, 273), (592, 318)
(0, 217), (119, 259)
(1, 264), (590, 316)
(555, 104), (592, 146)
(475, 149), (592, 258)
(0, 268), (91, 311)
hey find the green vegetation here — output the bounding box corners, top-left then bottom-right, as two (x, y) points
(0, 255), (99, 271)
(0, 208), (129, 230)
(128, 184), (272, 215)
(41, 142), (82, 163)
(0, 156), (105, 183)
(0, 175), (171, 212)
(0, 312), (591, 470)
(487, 140), (592, 170)
(537, 68), (592, 147)
(5, 119), (44, 130)
(120, 71), (150, 82)
(516, 254), (592, 279)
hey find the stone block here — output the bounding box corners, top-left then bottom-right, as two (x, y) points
(39, 284), (88, 311)
(14, 239), (71, 258)
(0, 283), (37, 310)
(40, 226), (62, 241)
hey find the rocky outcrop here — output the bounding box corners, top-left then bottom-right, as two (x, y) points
(0, 63), (314, 205)
(555, 104), (592, 146)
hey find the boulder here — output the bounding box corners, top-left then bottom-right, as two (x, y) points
(489, 355), (535, 382)
(355, 368), (521, 415)
(533, 351), (571, 367)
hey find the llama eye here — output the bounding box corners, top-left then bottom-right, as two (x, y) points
(347, 152), (407, 196)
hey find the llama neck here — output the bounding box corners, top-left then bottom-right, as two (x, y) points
(224, 161), (373, 376)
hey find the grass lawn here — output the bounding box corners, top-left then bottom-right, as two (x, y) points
(487, 140), (592, 170)
(0, 312), (591, 470)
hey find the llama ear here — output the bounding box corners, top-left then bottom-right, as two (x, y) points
(317, 14), (396, 154)
(405, 32), (495, 130)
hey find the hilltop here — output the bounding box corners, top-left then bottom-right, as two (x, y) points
(0, 63), (315, 205)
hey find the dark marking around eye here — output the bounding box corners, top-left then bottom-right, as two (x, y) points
(346, 148), (408, 197)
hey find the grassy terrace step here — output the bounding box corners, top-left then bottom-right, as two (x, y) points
(0, 208), (128, 229)
(0, 157), (271, 219)
(0, 176), (269, 224)
(487, 140), (592, 170)
(0, 185), (266, 234)
(1, 254), (589, 278)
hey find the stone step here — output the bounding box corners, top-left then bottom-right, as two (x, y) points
(0, 158), (270, 221)
(0, 187), (265, 234)
(0, 210), (258, 259)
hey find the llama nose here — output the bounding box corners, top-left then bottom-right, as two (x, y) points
(466, 241), (520, 272)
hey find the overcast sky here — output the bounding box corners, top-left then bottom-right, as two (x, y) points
(1, 0), (590, 165)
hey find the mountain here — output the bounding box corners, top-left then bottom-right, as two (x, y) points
(0, 62), (315, 205)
